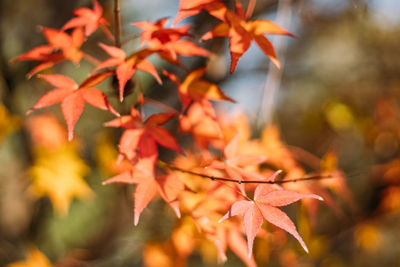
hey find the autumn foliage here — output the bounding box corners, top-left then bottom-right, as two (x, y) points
(8, 0), (356, 266)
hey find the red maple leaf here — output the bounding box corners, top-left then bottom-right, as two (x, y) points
(219, 180), (323, 256)
(132, 18), (209, 66)
(27, 72), (119, 140)
(103, 155), (184, 225)
(62, 0), (109, 37)
(201, 1), (293, 72)
(105, 108), (182, 161)
(93, 43), (161, 101)
(11, 28), (85, 78)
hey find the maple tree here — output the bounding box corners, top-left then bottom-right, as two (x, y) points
(7, 0), (356, 266)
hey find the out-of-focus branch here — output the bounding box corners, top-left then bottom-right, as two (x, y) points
(114, 0), (122, 47)
(257, 0), (293, 128)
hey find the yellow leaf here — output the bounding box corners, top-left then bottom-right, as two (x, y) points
(0, 104), (19, 142)
(6, 247), (52, 267)
(29, 145), (92, 215)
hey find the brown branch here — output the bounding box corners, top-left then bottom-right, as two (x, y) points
(159, 161), (335, 184)
(114, 0), (122, 47)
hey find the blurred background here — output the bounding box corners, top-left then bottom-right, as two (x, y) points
(1, 0), (400, 266)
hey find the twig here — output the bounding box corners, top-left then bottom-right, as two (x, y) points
(159, 161), (335, 184)
(121, 34), (140, 47)
(114, 0), (122, 47)
(143, 98), (179, 114)
(101, 24), (116, 43)
(83, 53), (101, 65)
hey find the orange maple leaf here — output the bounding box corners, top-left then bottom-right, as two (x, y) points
(103, 155), (184, 225)
(163, 68), (233, 112)
(220, 179), (322, 256)
(179, 102), (223, 148)
(202, 1), (293, 72)
(209, 133), (268, 182)
(133, 18), (209, 66)
(62, 0), (109, 36)
(11, 28), (85, 78)
(27, 72), (119, 140)
(173, 0), (227, 26)
(105, 108), (182, 161)
(93, 43), (161, 101)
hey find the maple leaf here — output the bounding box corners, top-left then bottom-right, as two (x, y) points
(219, 179), (323, 257)
(26, 113), (67, 149)
(105, 108), (182, 161)
(133, 18), (209, 66)
(163, 68), (233, 112)
(133, 17), (191, 45)
(173, 0), (228, 26)
(11, 28), (85, 78)
(93, 43), (161, 101)
(29, 145), (93, 215)
(209, 133), (268, 183)
(6, 247), (53, 267)
(179, 102), (223, 148)
(27, 72), (119, 140)
(62, 0), (109, 36)
(190, 193), (257, 267)
(103, 155), (184, 225)
(214, 224), (257, 267)
(201, 1), (293, 72)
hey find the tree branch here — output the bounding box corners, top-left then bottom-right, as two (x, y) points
(114, 0), (122, 47)
(159, 161), (335, 184)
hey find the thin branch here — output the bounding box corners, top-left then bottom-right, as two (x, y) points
(143, 98), (179, 114)
(246, 0), (257, 19)
(159, 161), (335, 184)
(114, 0), (122, 47)
(100, 24), (116, 43)
(121, 34), (140, 47)
(83, 53), (101, 65)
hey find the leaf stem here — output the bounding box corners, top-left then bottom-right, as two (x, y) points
(159, 161), (335, 184)
(114, 0), (122, 47)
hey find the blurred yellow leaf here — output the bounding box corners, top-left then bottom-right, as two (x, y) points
(320, 150), (338, 173)
(0, 104), (19, 142)
(29, 145), (92, 215)
(6, 247), (52, 267)
(325, 102), (354, 131)
(354, 223), (382, 253)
